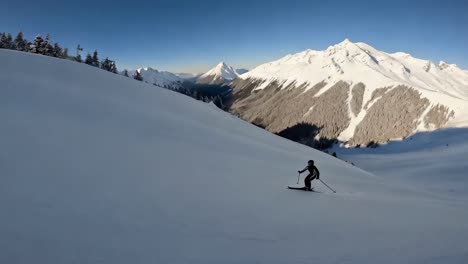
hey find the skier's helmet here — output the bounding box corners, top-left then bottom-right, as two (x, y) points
(308, 160), (314, 165)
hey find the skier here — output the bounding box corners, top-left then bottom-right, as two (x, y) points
(298, 160), (320, 191)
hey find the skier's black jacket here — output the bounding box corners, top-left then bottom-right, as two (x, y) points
(299, 165), (320, 179)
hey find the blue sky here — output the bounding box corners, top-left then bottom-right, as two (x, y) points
(1, 0), (467, 73)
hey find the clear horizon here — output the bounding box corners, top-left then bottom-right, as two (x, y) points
(2, 0), (468, 73)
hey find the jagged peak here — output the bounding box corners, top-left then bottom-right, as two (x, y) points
(197, 61), (239, 84)
(145, 67), (158, 72)
(207, 62), (234, 73)
(439, 61), (458, 70)
(340, 38), (352, 44)
(136, 67), (159, 73)
(213, 62), (231, 70)
(327, 38), (356, 50)
(325, 39), (368, 58)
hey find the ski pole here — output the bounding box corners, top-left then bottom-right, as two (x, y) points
(297, 173), (300, 184)
(319, 179), (336, 193)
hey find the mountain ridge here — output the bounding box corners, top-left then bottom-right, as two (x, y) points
(242, 39), (468, 100)
(121, 67), (184, 89)
(229, 39), (468, 146)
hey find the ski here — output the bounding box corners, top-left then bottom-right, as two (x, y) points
(287, 186), (318, 192)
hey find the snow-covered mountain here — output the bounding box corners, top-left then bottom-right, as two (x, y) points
(2, 49), (468, 263)
(197, 62), (239, 85)
(123, 67), (184, 89)
(230, 39), (468, 146)
(175, 72), (202, 80)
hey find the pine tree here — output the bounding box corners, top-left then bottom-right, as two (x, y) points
(0, 33), (7, 49)
(100, 57), (114, 72)
(75, 54), (82, 62)
(75, 44), (83, 62)
(91, 50), (99, 67)
(63, 48), (69, 59)
(100, 57), (109, 70)
(44, 34), (53, 56)
(110, 60), (117, 73)
(98, 57), (117, 73)
(6, 33), (13, 49)
(14, 32), (27, 51)
(32, 35), (44, 54)
(85, 53), (93, 65)
(53, 43), (63, 58)
(123, 69), (129, 77)
(213, 95), (224, 109)
(0, 32), (13, 49)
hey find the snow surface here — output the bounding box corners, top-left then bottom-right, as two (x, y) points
(1, 49), (468, 264)
(241, 39), (468, 127)
(197, 61), (239, 84)
(333, 128), (468, 199)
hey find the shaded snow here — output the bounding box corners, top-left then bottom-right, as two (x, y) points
(1, 50), (468, 264)
(236, 68), (249, 75)
(334, 128), (468, 199)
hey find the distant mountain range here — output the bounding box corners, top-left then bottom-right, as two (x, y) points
(122, 63), (248, 89)
(119, 40), (468, 147)
(228, 39), (468, 146)
(122, 67), (184, 89)
(175, 72), (202, 79)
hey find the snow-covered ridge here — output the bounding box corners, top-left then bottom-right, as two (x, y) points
(197, 62), (240, 85)
(231, 39), (468, 145)
(242, 39), (468, 101)
(123, 67), (184, 89)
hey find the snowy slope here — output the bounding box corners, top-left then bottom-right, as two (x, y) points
(124, 67), (184, 89)
(1, 49), (468, 264)
(197, 62), (239, 84)
(333, 127), (468, 198)
(232, 39), (468, 145)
